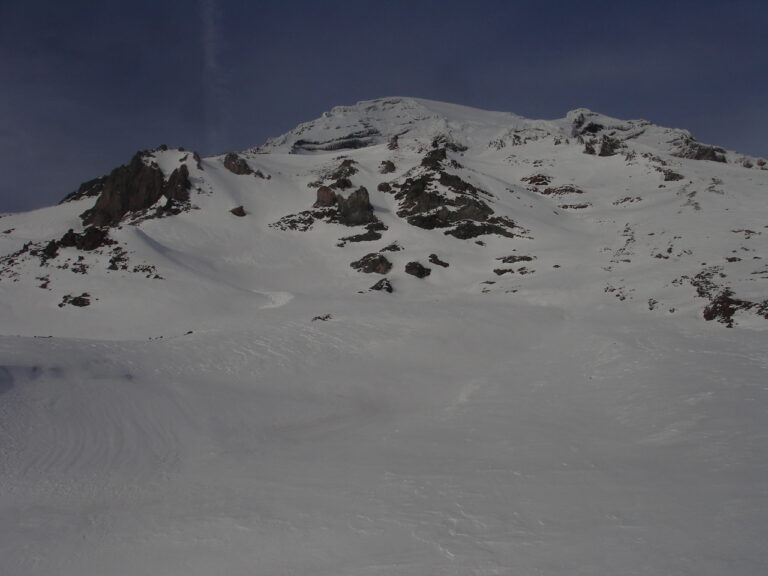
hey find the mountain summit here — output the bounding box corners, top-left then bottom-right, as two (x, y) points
(1, 97), (767, 337)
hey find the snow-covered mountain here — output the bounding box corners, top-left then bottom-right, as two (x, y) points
(1, 97), (766, 337)
(1, 98), (767, 576)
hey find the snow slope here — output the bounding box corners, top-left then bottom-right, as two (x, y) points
(0, 97), (767, 575)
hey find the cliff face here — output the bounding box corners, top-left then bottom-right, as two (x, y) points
(81, 153), (191, 227)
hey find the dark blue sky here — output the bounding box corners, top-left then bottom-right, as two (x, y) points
(2, 0), (766, 212)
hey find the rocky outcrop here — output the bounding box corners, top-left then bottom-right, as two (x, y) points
(521, 174), (552, 187)
(598, 135), (622, 157)
(660, 169), (685, 181)
(421, 148), (447, 171)
(230, 206), (247, 217)
(290, 129), (380, 153)
(338, 186), (375, 226)
(540, 185), (584, 196)
(405, 261), (431, 278)
(165, 165), (192, 202)
(497, 255), (534, 264)
(223, 153), (254, 175)
(330, 159), (358, 180)
(673, 137), (727, 163)
(351, 253), (392, 274)
(60, 176), (107, 204)
(702, 289), (768, 327)
(59, 226), (113, 251)
(379, 160), (396, 174)
(370, 278), (393, 293)
(42, 240), (59, 259)
(388, 148), (523, 240)
(80, 153), (192, 227)
(394, 173), (518, 239)
(338, 221), (386, 245)
(59, 293), (91, 307)
(428, 254), (449, 267)
(310, 185), (376, 226)
(314, 186), (336, 207)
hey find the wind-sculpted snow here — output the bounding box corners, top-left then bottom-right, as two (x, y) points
(1, 302), (767, 576)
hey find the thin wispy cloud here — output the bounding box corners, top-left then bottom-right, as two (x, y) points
(198, 0), (228, 153)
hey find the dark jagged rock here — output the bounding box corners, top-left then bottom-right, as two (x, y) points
(570, 113), (605, 137)
(405, 261), (431, 278)
(674, 137), (727, 163)
(406, 210), (451, 230)
(60, 176), (106, 204)
(387, 135), (399, 150)
(80, 226), (112, 251)
(59, 229), (78, 248)
(377, 182), (392, 193)
(42, 240), (59, 259)
(395, 175), (445, 218)
(339, 222), (386, 244)
(270, 209), (332, 232)
(393, 171), (521, 239)
(81, 152), (191, 227)
(370, 278), (393, 293)
(337, 186), (375, 226)
(193, 151), (203, 169)
(82, 153), (165, 226)
(438, 172), (480, 196)
(598, 135), (622, 157)
(379, 160), (396, 174)
(230, 206), (247, 217)
(540, 185), (585, 196)
(661, 169), (685, 181)
(223, 153), (254, 175)
(165, 165), (191, 203)
(339, 229), (382, 243)
(58, 226), (113, 251)
(445, 218), (519, 239)
(275, 185), (380, 232)
(703, 289), (752, 328)
(521, 174), (552, 187)
(428, 254), (449, 267)
(329, 159), (358, 180)
(453, 199), (494, 221)
(291, 129), (380, 153)
(382, 243), (403, 252)
(421, 148), (447, 171)
(59, 293), (91, 308)
(580, 122), (604, 135)
(314, 186), (337, 207)
(497, 254), (534, 264)
(351, 253), (392, 274)
(330, 177), (353, 190)
(108, 248), (129, 270)
(431, 135), (467, 152)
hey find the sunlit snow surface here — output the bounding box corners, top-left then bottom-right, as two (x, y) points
(1, 98), (767, 575)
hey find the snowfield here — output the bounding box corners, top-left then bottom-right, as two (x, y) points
(1, 97), (767, 575)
